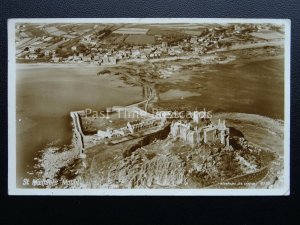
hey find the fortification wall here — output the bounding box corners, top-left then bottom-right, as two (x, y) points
(70, 111), (85, 155)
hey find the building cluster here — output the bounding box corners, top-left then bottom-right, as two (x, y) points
(15, 23), (282, 64)
(96, 117), (164, 141)
(94, 106), (166, 141)
(77, 107), (230, 150)
(170, 111), (230, 148)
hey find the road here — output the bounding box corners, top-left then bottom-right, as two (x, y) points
(123, 73), (155, 112)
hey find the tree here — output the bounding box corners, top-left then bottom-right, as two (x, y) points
(38, 52), (45, 58)
(35, 48), (42, 53)
(77, 44), (88, 53)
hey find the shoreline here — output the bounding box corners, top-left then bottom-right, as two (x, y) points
(16, 62), (102, 69)
(16, 49), (284, 70)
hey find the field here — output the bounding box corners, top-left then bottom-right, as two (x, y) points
(102, 34), (128, 45)
(250, 31), (284, 40)
(147, 27), (185, 36)
(18, 24), (48, 37)
(113, 28), (149, 35)
(125, 34), (156, 45)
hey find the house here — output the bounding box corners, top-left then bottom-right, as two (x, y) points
(169, 46), (183, 55)
(101, 55), (117, 65)
(94, 55), (100, 61)
(82, 56), (92, 62)
(52, 57), (61, 63)
(131, 49), (141, 58)
(44, 50), (51, 56)
(162, 41), (168, 48)
(109, 56), (117, 64)
(190, 36), (198, 44)
(26, 54), (38, 60)
(141, 53), (148, 59)
(28, 46), (37, 53)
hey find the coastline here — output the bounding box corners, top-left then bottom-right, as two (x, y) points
(15, 46), (284, 70)
(16, 62), (101, 69)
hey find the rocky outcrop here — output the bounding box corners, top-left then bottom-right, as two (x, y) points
(93, 150), (187, 188)
(33, 145), (78, 188)
(123, 123), (170, 157)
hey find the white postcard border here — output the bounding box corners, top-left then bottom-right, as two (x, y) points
(7, 18), (291, 196)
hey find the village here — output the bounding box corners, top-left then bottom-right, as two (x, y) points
(15, 23), (284, 64)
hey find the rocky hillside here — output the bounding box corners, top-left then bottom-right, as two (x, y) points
(91, 149), (187, 188)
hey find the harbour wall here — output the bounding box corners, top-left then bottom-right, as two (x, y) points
(70, 111), (85, 155)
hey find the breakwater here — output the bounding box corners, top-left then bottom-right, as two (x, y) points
(70, 111), (85, 155)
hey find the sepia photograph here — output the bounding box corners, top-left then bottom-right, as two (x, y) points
(8, 18), (290, 195)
